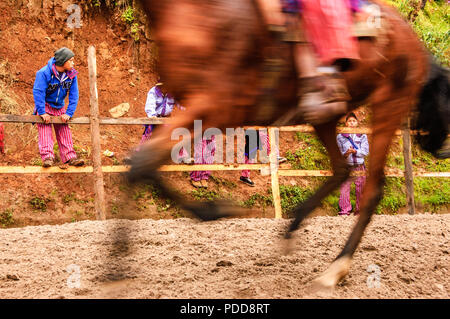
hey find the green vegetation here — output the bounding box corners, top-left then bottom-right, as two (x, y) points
(89, 0), (120, 9)
(388, 0), (449, 66)
(209, 175), (237, 189)
(29, 196), (51, 212)
(73, 145), (90, 161)
(130, 23), (140, 42)
(285, 133), (331, 170)
(121, 6), (142, 42)
(31, 157), (43, 166)
(414, 177), (450, 212)
(63, 192), (89, 205)
(121, 6), (136, 24)
(279, 185), (314, 213)
(190, 189), (220, 202)
(132, 183), (176, 213)
(241, 192), (273, 209)
(110, 204), (119, 215)
(0, 209), (14, 227)
(283, 132), (449, 215)
(376, 178), (407, 214)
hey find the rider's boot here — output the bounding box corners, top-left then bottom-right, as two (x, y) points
(298, 67), (350, 125)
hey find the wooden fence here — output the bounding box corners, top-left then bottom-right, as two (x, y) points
(0, 46), (448, 220)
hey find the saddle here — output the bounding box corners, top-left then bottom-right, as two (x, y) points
(352, 3), (385, 38)
(267, 2), (386, 41)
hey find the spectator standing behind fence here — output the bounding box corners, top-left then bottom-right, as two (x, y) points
(138, 82), (186, 150)
(126, 81), (192, 165)
(0, 123), (4, 155)
(336, 112), (369, 216)
(239, 130), (287, 187)
(189, 135), (216, 189)
(32, 47), (84, 168)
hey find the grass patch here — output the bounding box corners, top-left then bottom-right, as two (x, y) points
(209, 175), (237, 189)
(414, 177), (450, 212)
(63, 192), (89, 205)
(279, 185), (315, 216)
(387, 0), (449, 66)
(412, 144), (450, 172)
(190, 189), (220, 202)
(31, 157), (43, 166)
(29, 196), (51, 212)
(376, 178), (407, 214)
(132, 183), (176, 212)
(285, 133), (331, 170)
(0, 209), (14, 227)
(241, 192), (273, 209)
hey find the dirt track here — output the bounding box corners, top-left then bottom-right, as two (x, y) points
(0, 214), (448, 299)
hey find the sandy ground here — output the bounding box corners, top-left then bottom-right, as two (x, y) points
(0, 214), (449, 299)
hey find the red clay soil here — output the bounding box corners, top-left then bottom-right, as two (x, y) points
(0, 214), (448, 299)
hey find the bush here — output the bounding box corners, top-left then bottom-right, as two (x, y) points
(0, 209), (14, 227)
(29, 196), (51, 212)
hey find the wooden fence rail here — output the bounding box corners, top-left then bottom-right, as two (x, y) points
(0, 46), (447, 220)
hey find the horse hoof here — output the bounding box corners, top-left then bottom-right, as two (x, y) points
(308, 279), (335, 296)
(281, 236), (294, 256)
(311, 256), (352, 291)
(187, 200), (244, 221)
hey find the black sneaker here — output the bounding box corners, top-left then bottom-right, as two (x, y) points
(66, 158), (85, 166)
(240, 176), (255, 187)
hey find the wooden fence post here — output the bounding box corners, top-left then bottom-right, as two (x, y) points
(88, 46), (106, 220)
(269, 127), (282, 219)
(402, 117), (416, 215)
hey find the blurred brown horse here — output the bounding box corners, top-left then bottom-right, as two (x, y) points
(129, 0), (449, 289)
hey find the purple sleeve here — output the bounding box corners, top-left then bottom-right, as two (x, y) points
(281, 0), (301, 14)
(350, 0), (362, 12)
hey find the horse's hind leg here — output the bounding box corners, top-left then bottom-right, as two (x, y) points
(286, 119), (351, 239)
(312, 97), (407, 289)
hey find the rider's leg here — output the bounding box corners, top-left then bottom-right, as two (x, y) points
(255, 0), (284, 27)
(288, 20), (348, 125)
(295, 0), (359, 124)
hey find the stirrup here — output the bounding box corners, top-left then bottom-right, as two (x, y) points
(297, 75), (349, 125)
(319, 72), (351, 103)
(267, 24), (286, 41)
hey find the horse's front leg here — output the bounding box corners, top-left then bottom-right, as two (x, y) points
(285, 119), (350, 241)
(312, 97), (406, 290)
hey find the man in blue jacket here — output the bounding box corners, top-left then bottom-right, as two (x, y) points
(33, 47), (84, 167)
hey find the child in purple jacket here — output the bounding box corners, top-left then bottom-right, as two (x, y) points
(336, 112), (369, 216)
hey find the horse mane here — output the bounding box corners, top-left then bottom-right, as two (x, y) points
(413, 58), (449, 157)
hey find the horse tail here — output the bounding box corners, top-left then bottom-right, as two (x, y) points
(413, 58), (449, 158)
